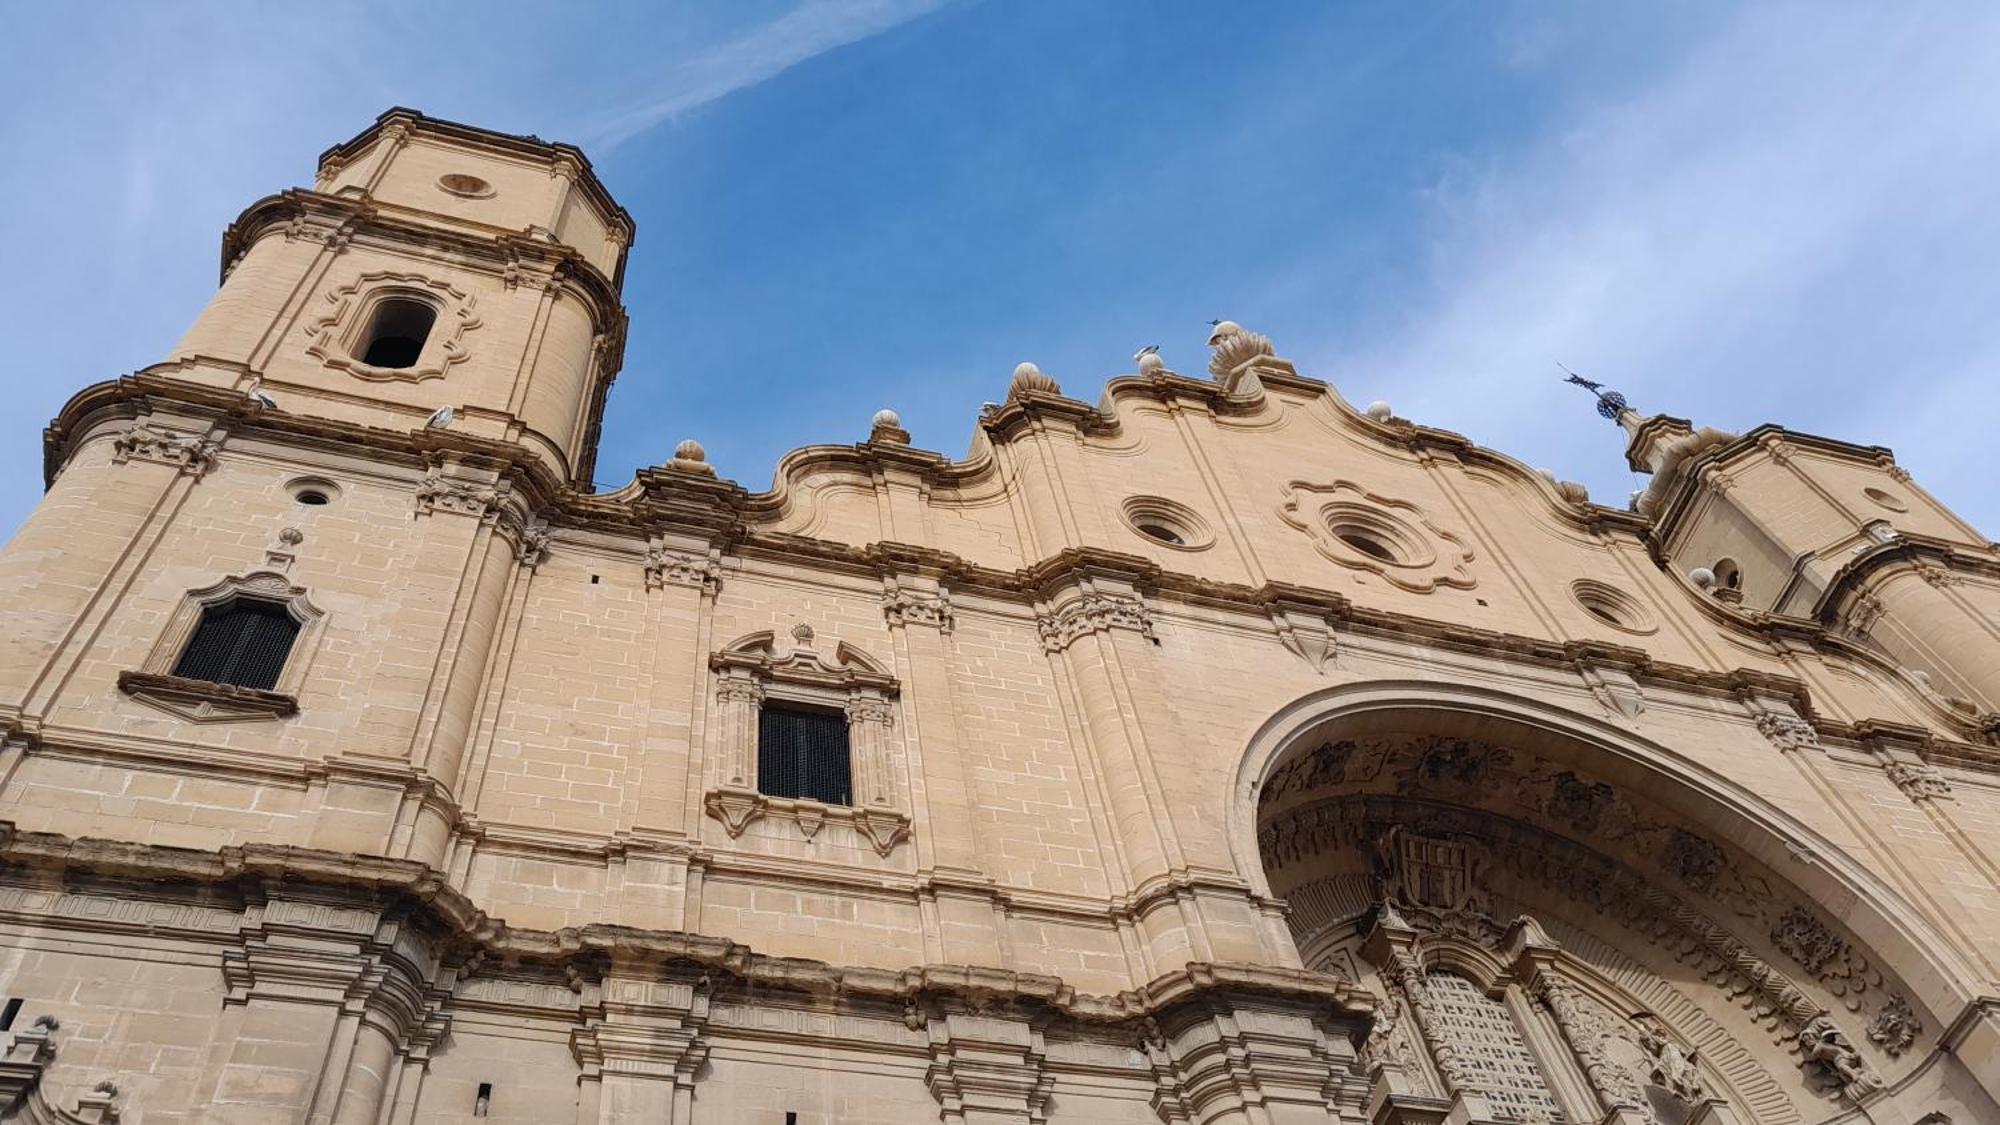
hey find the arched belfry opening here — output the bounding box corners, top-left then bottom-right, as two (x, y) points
(1239, 694), (1993, 1124)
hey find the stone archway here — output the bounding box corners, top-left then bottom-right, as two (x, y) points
(1226, 681), (2000, 1124)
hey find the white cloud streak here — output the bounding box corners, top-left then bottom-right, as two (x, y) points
(581, 0), (948, 150)
(1327, 6), (2000, 531)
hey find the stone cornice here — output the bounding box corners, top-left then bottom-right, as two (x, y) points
(220, 190), (627, 332)
(43, 378), (1994, 752)
(316, 107), (635, 264)
(0, 824), (1373, 1026)
(1811, 533), (2000, 625)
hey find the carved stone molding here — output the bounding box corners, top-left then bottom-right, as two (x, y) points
(116, 670), (299, 722)
(1866, 993), (1921, 1058)
(303, 270), (481, 384)
(110, 421), (218, 477)
(644, 546), (721, 593)
(884, 588), (954, 633)
(414, 467), (502, 517)
(1755, 709), (1820, 753)
(1886, 761), (1953, 801)
(924, 1013), (1053, 1124)
(702, 786), (911, 856)
(1268, 603), (1337, 674)
(1036, 593), (1154, 653)
(1276, 480), (1476, 593)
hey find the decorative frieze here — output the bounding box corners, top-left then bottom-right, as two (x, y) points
(645, 547), (721, 593)
(1755, 709), (1820, 753)
(414, 469), (501, 517)
(1866, 993), (1922, 1058)
(1036, 593), (1154, 652)
(111, 421), (218, 476)
(884, 588), (954, 633)
(1886, 761), (1953, 801)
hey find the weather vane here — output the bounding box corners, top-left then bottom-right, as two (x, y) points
(1558, 362), (1629, 423)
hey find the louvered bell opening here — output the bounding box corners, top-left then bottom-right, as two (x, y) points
(172, 597), (301, 691)
(757, 704), (852, 805)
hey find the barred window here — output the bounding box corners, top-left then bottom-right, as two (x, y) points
(171, 597), (301, 691)
(757, 703), (852, 805)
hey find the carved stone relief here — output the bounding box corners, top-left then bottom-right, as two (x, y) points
(1257, 737), (1917, 1107)
(1036, 593), (1154, 652)
(1276, 480), (1476, 593)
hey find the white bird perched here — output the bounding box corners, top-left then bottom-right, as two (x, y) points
(424, 405), (456, 430)
(1132, 344), (1160, 362)
(245, 379), (277, 410)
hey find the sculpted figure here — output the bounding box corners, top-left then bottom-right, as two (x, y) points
(1636, 1016), (1705, 1103)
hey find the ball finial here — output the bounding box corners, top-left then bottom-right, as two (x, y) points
(872, 408), (902, 430)
(674, 439), (706, 463)
(1008, 361), (1061, 400)
(1137, 351), (1165, 374)
(1365, 401), (1393, 421)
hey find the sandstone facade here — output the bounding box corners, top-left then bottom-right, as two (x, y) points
(1, 108), (1997, 1124)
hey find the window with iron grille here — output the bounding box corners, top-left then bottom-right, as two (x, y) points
(171, 597), (301, 691)
(757, 703), (852, 805)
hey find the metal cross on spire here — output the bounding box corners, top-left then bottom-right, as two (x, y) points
(1558, 363), (1629, 423)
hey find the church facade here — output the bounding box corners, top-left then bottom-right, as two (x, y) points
(1, 108), (1997, 1124)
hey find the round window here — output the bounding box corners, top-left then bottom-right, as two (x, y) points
(1319, 504), (1431, 568)
(436, 173), (496, 198)
(285, 476), (341, 506)
(1570, 579), (1657, 635)
(1863, 486), (1908, 513)
(1121, 497), (1212, 551)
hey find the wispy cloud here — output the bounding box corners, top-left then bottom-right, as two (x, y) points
(581, 0), (949, 150)
(1328, 7), (2000, 529)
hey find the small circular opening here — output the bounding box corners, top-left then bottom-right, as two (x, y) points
(284, 476), (341, 506)
(1584, 602), (1621, 626)
(1137, 523), (1185, 546)
(1338, 531), (1396, 562)
(437, 173), (495, 198)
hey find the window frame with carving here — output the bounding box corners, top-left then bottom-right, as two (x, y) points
(118, 571), (325, 722)
(303, 271), (480, 384)
(702, 626), (909, 856)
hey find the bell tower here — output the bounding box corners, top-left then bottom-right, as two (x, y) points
(1620, 404), (2000, 722)
(166, 107), (634, 485)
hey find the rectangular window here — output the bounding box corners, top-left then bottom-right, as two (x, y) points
(172, 597), (300, 690)
(757, 704), (852, 805)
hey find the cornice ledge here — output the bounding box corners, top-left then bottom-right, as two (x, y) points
(1130, 962), (1375, 1023)
(0, 827), (1369, 1030)
(1811, 534), (2000, 626)
(979, 391), (1114, 440)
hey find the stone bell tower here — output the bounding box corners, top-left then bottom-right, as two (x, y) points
(1617, 401), (2000, 723)
(166, 107), (634, 485)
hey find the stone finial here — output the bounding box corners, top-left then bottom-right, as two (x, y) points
(1137, 351), (1166, 375)
(1205, 319), (1275, 379)
(1007, 362), (1060, 401)
(869, 408), (910, 445)
(669, 438), (715, 477)
(1366, 401), (1393, 421)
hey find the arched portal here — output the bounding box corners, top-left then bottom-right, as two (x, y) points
(1229, 681), (2000, 1124)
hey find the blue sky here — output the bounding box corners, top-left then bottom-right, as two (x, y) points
(0, 2), (1992, 538)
